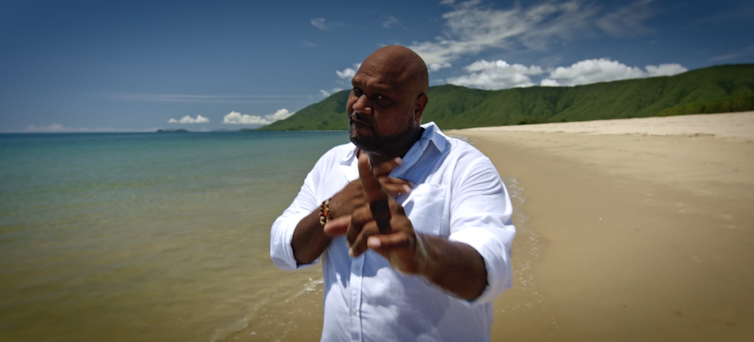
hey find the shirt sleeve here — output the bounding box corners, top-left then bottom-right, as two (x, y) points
(269, 154), (326, 271)
(447, 155), (516, 306)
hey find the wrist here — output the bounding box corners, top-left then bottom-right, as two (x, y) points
(414, 232), (432, 276)
(327, 198), (341, 218)
(394, 232), (433, 276)
(318, 199), (332, 226)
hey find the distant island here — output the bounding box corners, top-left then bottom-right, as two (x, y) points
(156, 129), (188, 133)
(258, 64), (754, 131)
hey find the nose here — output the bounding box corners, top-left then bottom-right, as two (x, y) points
(352, 94), (372, 115)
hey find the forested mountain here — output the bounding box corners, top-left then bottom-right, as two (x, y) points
(259, 64), (754, 131)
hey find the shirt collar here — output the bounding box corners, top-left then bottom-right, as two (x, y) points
(341, 122), (448, 164)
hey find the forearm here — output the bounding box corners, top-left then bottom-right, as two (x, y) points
(291, 210), (331, 265)
(416, 233), (488, 301)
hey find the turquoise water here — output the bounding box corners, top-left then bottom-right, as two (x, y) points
(0, 132), (350, 342)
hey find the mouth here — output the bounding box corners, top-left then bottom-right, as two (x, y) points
(349, 112), (374, 129)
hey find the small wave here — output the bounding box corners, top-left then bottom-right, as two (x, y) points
(209, 276), (324, 342)
(503, 177), (525, 206)
(300, 277), (325, 294)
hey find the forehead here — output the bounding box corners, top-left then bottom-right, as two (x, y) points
(352, 60), (412, 95)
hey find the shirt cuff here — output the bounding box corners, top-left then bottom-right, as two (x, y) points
(270, 213), (322, 271)
(449, 227), (512, 306)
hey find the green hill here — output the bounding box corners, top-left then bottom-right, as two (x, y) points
(258, 64), (754, 131)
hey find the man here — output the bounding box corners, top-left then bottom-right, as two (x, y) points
(270, 45), (515, 341)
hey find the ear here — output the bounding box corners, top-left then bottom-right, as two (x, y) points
(413, 93), (429, 124)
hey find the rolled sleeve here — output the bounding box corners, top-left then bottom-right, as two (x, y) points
(269, 154), (327, 271)
(270, 211), (318, 270)
(448, 155), (516, 306)
(449, 227), (513, 306)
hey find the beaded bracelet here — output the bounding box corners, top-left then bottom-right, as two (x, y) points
(319, 199), (332, 226)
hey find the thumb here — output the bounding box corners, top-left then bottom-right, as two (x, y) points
(323, 215), (351, 237)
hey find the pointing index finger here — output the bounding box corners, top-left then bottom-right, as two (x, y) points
(358, 152), (392, 233)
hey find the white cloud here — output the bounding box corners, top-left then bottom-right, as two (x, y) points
(168, 115), (209, 124)
(382, 16), (403, 28)
(26, 123), (66, 132)
(311, 18), (328, 30)
(336, 68), (356, 79)
(448, 58), (687, 90)
(446, 59), (544, 89)
(107, 93), (309, 103)
(710, 46), (754, 62)
(408, 0), (659, 69)
(428, 62), (452, 72)
(24, 124), (150, 133)
(540, 79), (561, 86)
(320, 87), (344, 97)
(547, 59), (646, 86)
(595, 0), (658, 37)
(266, 109), (295, 122)
(336, 63), (362, 79)
(222, 109), (295, 125)
(645, 64), (688, 77)
(311, 18), (342, 31)
(546, 58), (686, 86)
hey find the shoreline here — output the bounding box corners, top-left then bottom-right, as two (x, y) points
(226, 112), (754, 341)
(449, 112), (754, 341)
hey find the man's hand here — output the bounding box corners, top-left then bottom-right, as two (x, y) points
(291, 154), (411, 266)
(328, 155), (412, 219)
(325, 152), (425, 274)
(324, 152), (489, 301)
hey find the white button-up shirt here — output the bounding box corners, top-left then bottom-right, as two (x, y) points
(270, 122), (515, 342)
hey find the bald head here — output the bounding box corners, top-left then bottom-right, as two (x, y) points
(359, 45), (429, 97)
(347, 45), (430, 157)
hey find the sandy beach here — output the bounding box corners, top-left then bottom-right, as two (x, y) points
(229, 112), (754, 341)
(449, 112), (754, 341)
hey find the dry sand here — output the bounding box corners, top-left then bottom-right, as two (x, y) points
(240, 112), (754, 341)
(448, 112), (754, 341)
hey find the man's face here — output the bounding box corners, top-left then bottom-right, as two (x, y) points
(346, 61), (418, 152)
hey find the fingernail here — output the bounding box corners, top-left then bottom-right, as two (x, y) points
(368, 237), (381, 248)
(394, 157), (402, 165)
(408, 181), (414, 187)
(348, 248), (354, 257)
(402, 185), (411, 193)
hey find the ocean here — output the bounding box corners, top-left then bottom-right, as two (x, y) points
(0, 131), (528, 342)
(0, 131), (351, 342)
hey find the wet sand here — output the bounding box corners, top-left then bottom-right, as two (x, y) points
(450, 112), (754, 341)
(238, 112), (754, 341)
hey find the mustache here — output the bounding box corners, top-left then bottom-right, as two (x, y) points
(349, 112), (373, 127)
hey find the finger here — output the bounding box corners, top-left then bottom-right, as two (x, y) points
(367, 231), (413, 252)
(347, 205), (373, 246)
(349, 221), (380, 257)
(379, 178), (413, 195)
(371, 157), (402, 177)
(323, 215), (350, 237)
(358, 152), (391, 233)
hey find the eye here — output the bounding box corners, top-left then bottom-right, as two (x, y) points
(376, 95), (389, 102)
(352, 88), (363, 96)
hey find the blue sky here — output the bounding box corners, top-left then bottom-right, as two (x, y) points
(1, 0), (752, 132)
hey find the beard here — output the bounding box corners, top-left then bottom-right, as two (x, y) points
(349, 112), (416, 153)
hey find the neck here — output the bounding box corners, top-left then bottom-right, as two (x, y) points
(367, 126), (424, 165)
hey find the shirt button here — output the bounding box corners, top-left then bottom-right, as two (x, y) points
(354, 265), (360, 271)
(351, 308), (357, 316)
